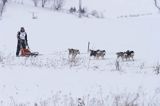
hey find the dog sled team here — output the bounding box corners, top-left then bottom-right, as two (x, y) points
(68, 48), (135, 61)
(15, 27), (135, 61)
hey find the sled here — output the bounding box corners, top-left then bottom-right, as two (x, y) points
(20, 48), (39, 57)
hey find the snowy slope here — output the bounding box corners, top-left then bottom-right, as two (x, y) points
(0, 1), (160, 106)
(1, 1), (160, 61)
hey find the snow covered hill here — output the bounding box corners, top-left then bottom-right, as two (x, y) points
(0, 0), (160, 106)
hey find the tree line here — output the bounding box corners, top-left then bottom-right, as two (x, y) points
(0, 0), (7, 16)
(32, 0), (64, 10)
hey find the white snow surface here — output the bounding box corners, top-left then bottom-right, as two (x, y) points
(0, 0), (160, 105)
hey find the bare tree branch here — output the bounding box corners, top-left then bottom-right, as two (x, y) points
(0, 0), (7, 16)
(41, 0), (47, 8)
(32, 0), (39, 7)
(154, 0), (160, 11)
(52, 0), (64, 10)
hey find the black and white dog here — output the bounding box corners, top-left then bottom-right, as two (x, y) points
(90, 49), (106, 59)
(116, 50), (134, 61)
(68, 48), (80, 59)
(124, 50), (134, 61)
(116, 52), (125, 60)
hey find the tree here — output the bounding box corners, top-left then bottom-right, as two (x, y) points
(0, 0), (7, 16)
(41, 0), (47, 8)
(154, 0), (160, 11)
(52, 0), (64, 10)
(32, 0), (39, 7)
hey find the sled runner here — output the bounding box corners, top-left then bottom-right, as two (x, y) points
(20, 48), (39, 57)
